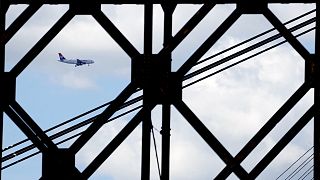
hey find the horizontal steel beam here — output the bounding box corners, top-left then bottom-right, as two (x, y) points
(9, 0), (316, 5)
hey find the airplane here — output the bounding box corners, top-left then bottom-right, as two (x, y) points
(58, 53), (94, 67)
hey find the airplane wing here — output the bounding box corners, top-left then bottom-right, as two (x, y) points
(76, 59), (85, 66)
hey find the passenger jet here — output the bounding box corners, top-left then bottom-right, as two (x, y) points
(58, 53), (94, 67)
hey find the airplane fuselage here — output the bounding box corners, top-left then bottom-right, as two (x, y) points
(57, 53), (94, 66)
(58, 59), (94, 66)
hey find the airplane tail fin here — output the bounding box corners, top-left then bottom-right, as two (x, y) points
(58, 53), (66, 61)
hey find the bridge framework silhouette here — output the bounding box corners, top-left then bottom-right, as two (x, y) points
(0, 0), (319, 179)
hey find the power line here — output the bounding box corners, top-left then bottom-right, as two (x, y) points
(298, 165), (314, 180)
(183, 27), (315, 88)
(276, 146), (314, 179)
(151, 126), (162, 180)
(286, 154), (313, 180)
(2, 90), (142, 154)
(2, 101), (109, 152)
(184, 16), (315, 82)
(2, 105), (142, 169)
(3, 88), (142, 153)
(2, 130), (84, 169)
(194, 9), (315, 67)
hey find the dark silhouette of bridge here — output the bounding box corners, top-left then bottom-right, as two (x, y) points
(0, 0), (319, 179)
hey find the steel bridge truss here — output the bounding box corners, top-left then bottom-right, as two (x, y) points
(0, 0), (319, 179)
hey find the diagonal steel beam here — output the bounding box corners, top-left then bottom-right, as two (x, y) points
(215, 83), (311, 179)
(70, 83), (137, 154)
(177, 8), (241, 77)
(174, 100), (249, 179)
(10, 10), (74, 77)
(10, 101), (57, 150)
(4, 106), (47, 153)
(92, 10), (140, 58)
(263, 8), (311, 62)
(81, 108), (145, 179)
(159, 2), (215, 55)
(249, 105), (317, 178)
(1, 3), (42, 45)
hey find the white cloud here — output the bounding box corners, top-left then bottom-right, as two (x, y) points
(268, 3), (315, 23)
(57, 16), (119, 52)
(50, 70), (98, 90)
(102, 5), (144, 53)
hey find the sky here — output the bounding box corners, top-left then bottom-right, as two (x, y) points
(1, 3), (317, 180)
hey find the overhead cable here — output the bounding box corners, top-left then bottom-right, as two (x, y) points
(276, 146), (314, 179)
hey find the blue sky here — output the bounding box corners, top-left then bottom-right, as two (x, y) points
(2, 3), (317, 180)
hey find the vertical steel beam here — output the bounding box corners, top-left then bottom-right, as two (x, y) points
(144, 4), (153, 55)
(141, 4), (153, 180)
(0, 110), (3, 180)
(314, 75), (320, 180)
(161, 104), (171, 180)
(161, 4), (176, 180)
(0, 1), (7, 179)
(314, 2), (320, 179)
(141, 110), (152, 180)
(0, 91), (3, 180)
